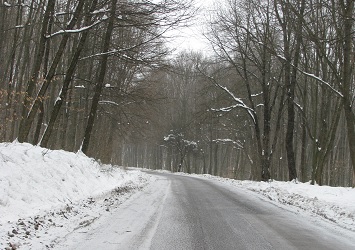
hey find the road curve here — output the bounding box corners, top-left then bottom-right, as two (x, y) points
(57, 172), (355, 250)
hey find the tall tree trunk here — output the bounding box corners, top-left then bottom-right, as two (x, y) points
(341, 0), (355, 187)
(3, 1), (23, 141)
(18, 0), (85, 143)
(275, 0), (305, 181)
(81, 0), (117, 154)
(40, 0), (98, 148)
(18, 0), (55, 142)
(0, 0), (9, 83)
(32, 103), (44, 145)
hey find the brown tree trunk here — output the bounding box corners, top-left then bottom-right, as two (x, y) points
(341, 0), (355, 187)
(18, 0), (85, 143)
(275, 0), (305, 181)
(32, 102), (44, 145)
(81, 0), (117, 154)
(18, 0), (55, 142)
(40, 0), (98, 148)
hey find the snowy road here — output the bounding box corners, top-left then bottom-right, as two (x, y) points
(56, 172), (355, 250)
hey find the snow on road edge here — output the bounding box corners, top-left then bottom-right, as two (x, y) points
(193, 173), (355, 232)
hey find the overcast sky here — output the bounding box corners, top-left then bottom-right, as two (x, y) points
(166, 0), (215, 54)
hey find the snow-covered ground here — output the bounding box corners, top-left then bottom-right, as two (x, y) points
(1, 142), (354, 249)
(0, 142), (151, 250)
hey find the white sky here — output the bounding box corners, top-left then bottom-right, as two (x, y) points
(166, 0), (216, 54)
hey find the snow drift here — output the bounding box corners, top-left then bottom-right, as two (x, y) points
(0, 142), (149, 249)
(0, 142), (146, 223)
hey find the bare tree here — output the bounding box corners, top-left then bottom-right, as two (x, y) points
(81, 0), (118, 154)
(205, 0), (286, 181)
(17, 0), (56, 142)
(274, 0), (306, 181)
(40, 0), (99, 148)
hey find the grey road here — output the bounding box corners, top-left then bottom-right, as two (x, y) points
(148, 172), (355, 250)
(58, 172), (355, 250)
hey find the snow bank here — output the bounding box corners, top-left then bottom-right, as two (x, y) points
(0, 142), (146, 224)
(198, 174), (355, 231)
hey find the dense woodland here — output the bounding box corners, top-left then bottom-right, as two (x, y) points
(1, 0), (355, 187)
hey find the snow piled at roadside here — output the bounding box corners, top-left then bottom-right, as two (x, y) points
(197, 174), (355, 231)
(1, 141), (354, 249)
(0, 142), (150, 249)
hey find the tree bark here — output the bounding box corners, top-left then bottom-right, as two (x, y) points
(18, 0), (55, 142)
(274, 0), (305, 181)
(3, 0), (23, 141)
(18, 0), (85, 143)
(81, 0), (117, 154)
(340, 0), (355, 187)
(40, 0), (98, 148)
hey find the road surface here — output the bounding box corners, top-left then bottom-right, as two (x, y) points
(56, 172), (355, 250)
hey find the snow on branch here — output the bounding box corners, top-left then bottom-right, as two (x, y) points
(98, 100), (120, 106)
(45, 17), (108, 39)
(211, 103), (249, 112)
(272, 51), (343, 98)
(91, 8), (109, 15)
(256, 40), (343, 98)
(198, 68), (256, 124)
(99, 100), (134, 107)
(79, 46), (142, 61)
(216, 84), (256, 124)
(213, 139), (244, 148)
(251, 92), (263, 97)
(80, 49), (119, 60)
(294, 101), (303, 112)
(301, 71), (343, 97)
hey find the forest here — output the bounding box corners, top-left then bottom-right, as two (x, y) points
(1, 0), (355, 187)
